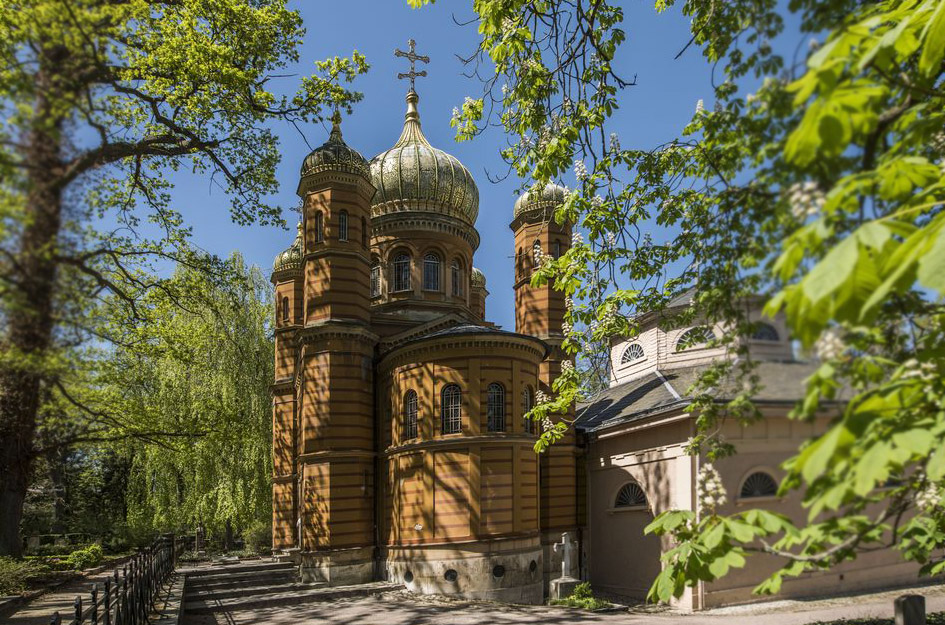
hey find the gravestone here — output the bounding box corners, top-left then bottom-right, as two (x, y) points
(550, 532), (580, 600)
(895, 595), (926, 625)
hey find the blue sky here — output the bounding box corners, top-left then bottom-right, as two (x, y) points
(171, 1), (782, 330)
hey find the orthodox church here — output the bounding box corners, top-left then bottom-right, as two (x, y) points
(270, 46), (919, 608)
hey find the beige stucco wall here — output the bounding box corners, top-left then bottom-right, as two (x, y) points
(586, 408), (924, 611)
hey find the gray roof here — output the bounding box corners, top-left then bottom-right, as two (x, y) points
(576, 360), (820, 433)
(398, 323), (550, 357)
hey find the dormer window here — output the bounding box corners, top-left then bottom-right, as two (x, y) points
(620, 343), (645, 364)
(676, 326), (717, 352)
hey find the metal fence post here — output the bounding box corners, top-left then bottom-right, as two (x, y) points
(90, 584), (98, 625)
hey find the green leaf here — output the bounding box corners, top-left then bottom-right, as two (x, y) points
(919, 0), (945, 76)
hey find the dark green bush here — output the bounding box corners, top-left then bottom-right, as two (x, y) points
(550, 582), (611, 610)
(0, 557), (45, 596)
(65, 544), (103, 571)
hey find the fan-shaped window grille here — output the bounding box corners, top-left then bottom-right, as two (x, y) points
(740, 471), (778, 499)
(338, 210), (348, 241)
(423, 253), (441, 291)
(522, 387), (534, 434)
(370, 261), (381, 298)
(620, 343), (645, 364)
(676, 326), (717, 352)
(614, 482), (648, 508)
(487, 383), (506, 432)
(403, 390), (418, 440)
(451, 260), (462, 296)
(441, 384), (462, 434)
(392, 253), (411, 292)
(751, 323), (779, 341)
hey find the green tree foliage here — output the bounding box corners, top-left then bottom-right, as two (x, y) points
(108, 255), (274, 539)
(0, 0), (367, 556)
(417, 0), (945, 602)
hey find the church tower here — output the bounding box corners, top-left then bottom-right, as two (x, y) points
(510, 184), (583, 585)
(271, 113), (378, 585)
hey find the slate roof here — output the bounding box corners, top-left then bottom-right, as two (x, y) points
(575, 360), (821, 433)
(394, 323), (550, 357)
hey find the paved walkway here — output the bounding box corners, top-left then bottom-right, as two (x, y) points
(183, 583), (945, 625)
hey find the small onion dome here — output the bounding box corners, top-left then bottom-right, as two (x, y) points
(513, 182), (568, 219)
(300, 111), (370, 179)
(471, 267), (486, 289)
(273, 221), (303, 273)
(370, 90), (479, 225)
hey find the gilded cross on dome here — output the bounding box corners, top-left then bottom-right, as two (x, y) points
(395, 39), (429, 92)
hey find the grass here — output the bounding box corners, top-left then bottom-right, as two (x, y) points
(550, 582), (613, 610)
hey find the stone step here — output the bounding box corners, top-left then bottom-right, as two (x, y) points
(182, 561), (294, 578)
(185, 571), (297, 592)
(182, 582), (404, 614)
(184, 581), (325, 602)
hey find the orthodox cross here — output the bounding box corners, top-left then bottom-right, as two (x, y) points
(395, 39), (429, 91)
(553, 532), (576, 579)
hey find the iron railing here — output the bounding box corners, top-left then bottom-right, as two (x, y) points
(49, 534), (177, 625)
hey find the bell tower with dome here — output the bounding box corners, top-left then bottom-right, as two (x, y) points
(270, 40), (579, 603)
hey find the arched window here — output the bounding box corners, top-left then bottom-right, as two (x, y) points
(403, 390), (418, 440)
(392, 253), (411, 292)
(281, 296), (289, 322)
(487, 383), (506, 432)
(516, 248), (524, 278)
(338, 210), (348, 241)
(450, 260), (462, 297)
(751, 322), (779, 341)
(370, 259), (381, 298)
(521, 386), (534, 434)
(441, 384), (462, 434)
(740, 471), (778, 499)
(614, 482), (648, 508)
(676, 326), (717, 352)
(620, 343), (645, 364)
(314, 211), (324, 243)
(423, 253), (441, 291)
(361, 216), (368, 248)
(552, 240), (561, 259)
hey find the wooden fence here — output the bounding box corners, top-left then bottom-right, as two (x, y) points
(49, 534), (180, 625)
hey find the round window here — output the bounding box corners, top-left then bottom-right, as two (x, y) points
(444, 569), (458, 583)
(403, 570), (414, 583)
(492, 564), (505, 578)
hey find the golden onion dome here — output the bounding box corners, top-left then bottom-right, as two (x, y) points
(470, 267), (486, 289)
(273, 221), (303, 273)
(300, 112), (370, 179)
(513, 182), (568, 219)
(369, 91), (479, 225)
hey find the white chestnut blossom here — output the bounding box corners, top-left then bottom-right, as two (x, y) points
(535, 389), (550, 404)
(565, 296), (574, 312)
(561, 360), (574, 373)
(573, 159), (589, 181)
(933, 131), (945, 154)
(697, 463), (727, 515)
(787, 181), (825, 220)
(591, 195), (604, 209)
(815, 327), (846, 361)
(609, 132), (621, 154)
(606, 231), (617, 247)
(541, 417), (555, 432)
(695, 99), (705, 115)
(571, 231), (584, 246)
(917, 484), (942, 512)
(561, 321), (573, 335)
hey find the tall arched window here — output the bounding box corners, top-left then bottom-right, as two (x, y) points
(751, 322), (779, 341)
(552, 240), (561, 259)
(338, 210), (348, 241)
(740, 471), (778, 499)
(370, 259), (381, 298)
(423, 253), (441, 291)
(361, 216), (368, 248)
(521, 386), (534, 434)
(487, 383), (506, 432)
(392, 253), (411, 292)
(516, 248), (524, 278)
(281, 296), (289, 322)
(614, 481), (648, 509)
(314, 211), (324, 243)
(450, 260), (462, 296)
(676, 326), (717, 352)
(403, 390), (418, 440)
(441, 384), (462, 434)
(620, 343), (645, 364)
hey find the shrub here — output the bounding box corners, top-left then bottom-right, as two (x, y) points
(66, 544), (103, 571)
(0, 557), (44, 596)
(550, 582), (611, 610)
(244, 521), (272, 556)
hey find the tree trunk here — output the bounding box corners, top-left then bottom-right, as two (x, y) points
(224, 518), (234, 552)
(0, 47), (66, 558)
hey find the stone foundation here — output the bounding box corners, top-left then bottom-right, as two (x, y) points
(385, 538), (543, 604)
(300, 546), (374, 586)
